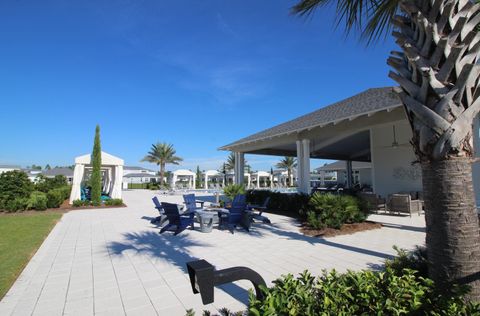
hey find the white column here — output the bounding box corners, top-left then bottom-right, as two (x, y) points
(302, 139), (311, 193)
(234, 152), (245, 185)
(204, 174), (208, 189)
(296, 140), (304, 192)
(192, 175), (196, 189)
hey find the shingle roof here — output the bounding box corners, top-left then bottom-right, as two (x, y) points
(220, 87), (401, 150)
(42, 167), (74, 177)
(124, 166), (155, 172)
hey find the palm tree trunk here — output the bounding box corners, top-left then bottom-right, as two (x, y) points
(422, 158), (480, 301)
(160, 163), (165, 186)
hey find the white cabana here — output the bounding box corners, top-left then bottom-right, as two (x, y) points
(226, 172), (251, 188)
(69, 151), (124, 204)
(272, 169), (296, 187)
(170, 169), (196, 189)
(252, 171), (272, 188)
(202, 170), (224, 189)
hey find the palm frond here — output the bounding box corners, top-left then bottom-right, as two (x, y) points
(292, 0), (400, 44)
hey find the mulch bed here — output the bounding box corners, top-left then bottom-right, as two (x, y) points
(300, 221), (382, 238)
(0, 200), (126, 216)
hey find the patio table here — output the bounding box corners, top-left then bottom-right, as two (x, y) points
(195, 209), (220, 233)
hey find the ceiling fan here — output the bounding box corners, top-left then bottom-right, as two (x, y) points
(378, 125), (411, 149)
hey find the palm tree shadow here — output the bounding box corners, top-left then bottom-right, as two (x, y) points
(107, 230), (249, 305)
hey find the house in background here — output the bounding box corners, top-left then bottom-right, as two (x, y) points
(315, 161), (372, 188)
(0, 164), (21, 174)
(23, 168), (43, 182)
(42, 167), (74, 184)
(122, 166), (161, 188)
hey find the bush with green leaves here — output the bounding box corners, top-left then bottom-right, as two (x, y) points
(35, 175), (68, 193)
(105, 198), (123, 206)
(245, 190), (310, 218)
(27, 191), (48, 211)
(223, 184), (245, 201)
(72, 199), (91, 207)
(306, 193), (367, 229)
(385, 245), (429, 279)
(0, 170), (33, 211)
(248, 268), (480, 316)
(46, 186), (70, 208)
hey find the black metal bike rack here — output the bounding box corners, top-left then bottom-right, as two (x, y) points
(186, 259), (266, 305)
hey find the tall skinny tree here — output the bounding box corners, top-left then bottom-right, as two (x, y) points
(275, 156), (297, 187)
(293, 0), (480, 301)
(90, 125), (102, 206)
(141, 142), (183, 186)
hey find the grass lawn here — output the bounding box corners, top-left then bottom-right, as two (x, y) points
(0, 212), (62, 299)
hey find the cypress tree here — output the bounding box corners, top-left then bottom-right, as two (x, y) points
(90, 125), (102, 205)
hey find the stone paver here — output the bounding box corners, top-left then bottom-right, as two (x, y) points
(0, 190), (425, 315)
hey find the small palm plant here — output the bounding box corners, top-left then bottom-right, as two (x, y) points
(275, 156), (297, 187)
(141, 142), (183, 186)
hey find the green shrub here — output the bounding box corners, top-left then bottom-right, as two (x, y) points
(72, 199), (91, 207)
(105, 198), (123, 206)
(249, 268), (480, 316)
(0, 170), (33, 211)
(46, 186), (70, 208)
(35, 175), (68, 192)
(307, 193), (367, 229)
(385, 246), (429, 279)
(223, 184), (245, 201)
(5, 197), (29, 212)
(28, 191), (48, 210)
(245, 190), (310, 218)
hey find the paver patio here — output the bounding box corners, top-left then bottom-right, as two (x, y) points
(0, 190), (426, 315)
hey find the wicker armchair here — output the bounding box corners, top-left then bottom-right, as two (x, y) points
(387, 193), (423, 216)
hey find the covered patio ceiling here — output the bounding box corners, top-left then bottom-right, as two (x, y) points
(220, 87), (406, 162)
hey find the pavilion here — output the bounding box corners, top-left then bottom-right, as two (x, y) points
(220, 87), (457, 198)
(69, 151), (124, 204)
(170, 169), (196, 189)
(202, 170), (224, 189)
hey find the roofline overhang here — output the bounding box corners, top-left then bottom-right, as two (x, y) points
(219, 104), (402, 152)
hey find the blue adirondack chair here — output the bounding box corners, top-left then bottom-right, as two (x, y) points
(219, 194), (251, 234)
(183, 194), (205, 212)
(247, 197), (271, 224)
(160, 202), (195, 235)
(151, 196), (167, 225)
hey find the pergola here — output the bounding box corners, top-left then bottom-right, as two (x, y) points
(202, 170), (224, 189)
(251, 171), (272, 188)
(69, 151), (124, 204)
(272, 169), (296, 187)
(170, 169), (196, 189)
(225, 172), (252, 188)
(219, 87), (412, 195)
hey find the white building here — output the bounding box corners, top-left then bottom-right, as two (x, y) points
(122, 166), (161, 188)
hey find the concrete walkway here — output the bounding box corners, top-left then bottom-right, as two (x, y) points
(0, 190), (426, 315)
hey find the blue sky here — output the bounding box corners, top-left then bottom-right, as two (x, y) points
(0, 0), (396, 172)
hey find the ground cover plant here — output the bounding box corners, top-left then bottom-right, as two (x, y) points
(0, 212), (62, 299)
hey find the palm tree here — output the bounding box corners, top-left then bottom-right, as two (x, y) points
(224, 152), (251, 172)
(275, 156), (297, 187)
(141, 142), (183, 186)
(293, 0), (480, 301)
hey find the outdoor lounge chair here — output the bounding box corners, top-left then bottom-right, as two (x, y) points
(160, 202), (195, 235)
(151, 196), (167, 225)
(183, 194), (205, 212)
(247, 197), (271, 224)
(358, 192), (386, 213)
(387, 193), (422, 217)
(219, 194), (251, 234)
